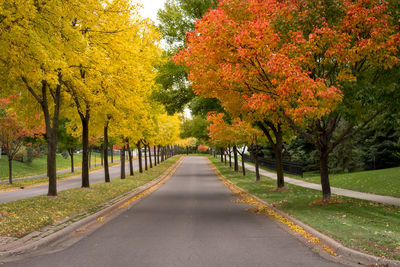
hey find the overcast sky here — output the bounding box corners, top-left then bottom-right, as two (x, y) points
(141, 0), (167, 24)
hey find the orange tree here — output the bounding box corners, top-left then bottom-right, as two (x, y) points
(207, 112), (233, 166)
(230, 117), (262, 177)
(175, 0), (400, 199)
(207, 112), (262, 177)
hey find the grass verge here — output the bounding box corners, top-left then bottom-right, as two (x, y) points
(0, 162), (120, 191)
(0, 155), (181, 237)
(208, 155), (400, 260)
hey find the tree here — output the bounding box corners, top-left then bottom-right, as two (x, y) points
(58, 118), (81, 173)
(0, 95), (44, 184)
(180, 116), (210, 142)
(0, 0), (81, 195)
(154, 0), (218, 114)
(175, 0), (400, 199)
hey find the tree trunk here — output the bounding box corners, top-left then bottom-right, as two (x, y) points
(23, 77), (62, 196)
(8, 158), (12, 184)
(186, 146), (189, 155)
(228, 147), (232, 168)
(224, 151), (227, 165)
(233, 145), (238, 172)
(154, 146), (157, 167)
(144, 144), (148, 171)
(157, 145), (160, 164)
(319, 151), (332, 199)
(68, 149), (74, 173)
(89, 148), (91, 169)
(252, 150), (260, 181)
(220, 148), (224, 162)
(100, 148), (103, 166)
(103, 124), (110, 183)
(241, 155), (246, 176)
(255, 153), (260, 181)
(137, 141), (143, 173)
(274, 130), (285, 188)
(127, 141), (134, 176)
(120, 144), (126, 179)
(47, 130), (58, 195)
(111, 145), (114, 163)
(81, 116), (90, 188)
(258, 122), (285, 188)
(148, 145), (153, 168)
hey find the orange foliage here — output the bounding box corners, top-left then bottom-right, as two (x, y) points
(197, 144), (209, 152)
(174, 0), (400, 124)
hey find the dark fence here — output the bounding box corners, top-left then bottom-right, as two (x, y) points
(242, 154), (303, 177)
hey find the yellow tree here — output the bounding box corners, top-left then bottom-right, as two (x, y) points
(0, 0), (92, 196)
(63, 0), (161, 187)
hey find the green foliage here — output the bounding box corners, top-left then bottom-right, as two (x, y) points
(57, 118), (81, 152)
(180, 116), (209, 142)
(189, 96), (224, 119)
(153, 52), (194, 115)
(155, 0), (218, 114)
(157, 0), (218, 47)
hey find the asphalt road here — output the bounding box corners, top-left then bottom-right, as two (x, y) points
(4, 156), (345, 267)
(0, 159), (146, 204)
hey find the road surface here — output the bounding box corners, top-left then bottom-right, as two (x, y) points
(4, 156), (345, 266)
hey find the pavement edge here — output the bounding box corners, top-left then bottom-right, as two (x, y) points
(207, 157), (400, 267)
(0, 156), (185, 262)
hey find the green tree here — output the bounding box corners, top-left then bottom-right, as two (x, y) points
(57, 118), (81, 173)
(154, 0), (218, 114)
(180, 116), (209, 142)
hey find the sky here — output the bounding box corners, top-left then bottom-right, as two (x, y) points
(141, 0), (167, 24)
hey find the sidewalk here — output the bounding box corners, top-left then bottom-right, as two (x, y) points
(244, 163), (400, 206)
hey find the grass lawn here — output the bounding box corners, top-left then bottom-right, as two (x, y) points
(0, 161), (120, 191)
(208, 155), (400, 260)
(0, 153), (115, 181)
(0, 155), (181, 237)
(243, 158), (400, 198)
(302, 167), (400, 198)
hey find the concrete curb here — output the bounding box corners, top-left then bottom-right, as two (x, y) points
(209, 159), (400, 267)
(0, 156), (184, 262)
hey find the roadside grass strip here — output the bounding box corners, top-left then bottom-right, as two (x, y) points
(207, 156), (400, 261)
(0, 162), (120, 192)
(0, 156), (182, 238)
